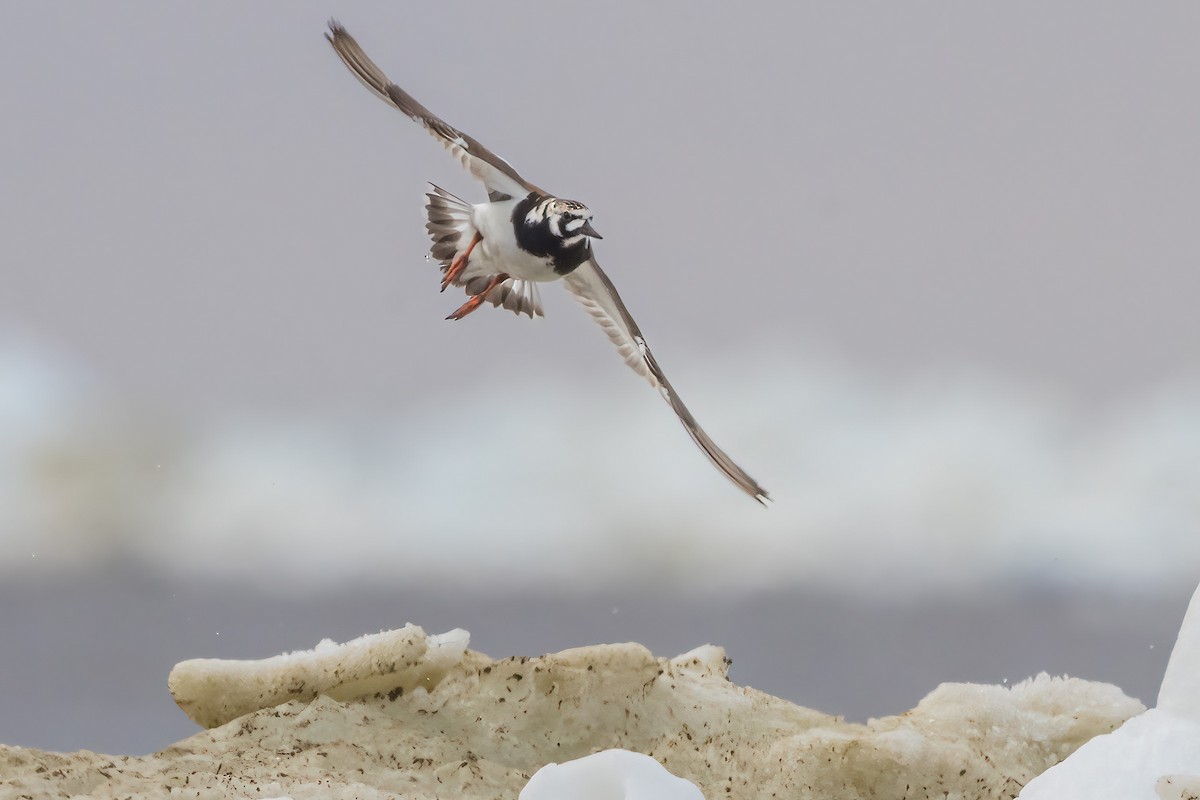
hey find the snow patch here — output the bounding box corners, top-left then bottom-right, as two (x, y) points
(1019, 580), (1200, 799)
(520, 750), (703, 800)
(1159, 581), (1200, 722)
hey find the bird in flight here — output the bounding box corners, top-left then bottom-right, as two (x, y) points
(326, 21), (770, 505)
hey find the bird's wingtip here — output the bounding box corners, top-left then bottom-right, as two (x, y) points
(324, 19), (343, 45)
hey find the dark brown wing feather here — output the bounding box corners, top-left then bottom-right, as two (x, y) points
(564, 257), (771, 505)
(326, 21), (542, 201)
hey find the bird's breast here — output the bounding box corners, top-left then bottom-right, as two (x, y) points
(470, 200), (566, 282)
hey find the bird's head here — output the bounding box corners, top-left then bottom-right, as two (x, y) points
(540, 198), (603, 247)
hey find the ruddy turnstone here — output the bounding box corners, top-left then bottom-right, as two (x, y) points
(326, 21), (770, 505)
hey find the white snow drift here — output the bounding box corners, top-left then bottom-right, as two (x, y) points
(1018, 580), (1200, 799)
(520, 749), (704, 800)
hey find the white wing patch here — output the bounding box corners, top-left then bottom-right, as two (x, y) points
(565, 268), (661, 389)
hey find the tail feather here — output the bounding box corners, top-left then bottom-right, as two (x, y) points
(424, 184), (474, 268)
(485, 277), (542, 319)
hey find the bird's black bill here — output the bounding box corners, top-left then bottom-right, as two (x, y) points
(580, 221), (603, 239)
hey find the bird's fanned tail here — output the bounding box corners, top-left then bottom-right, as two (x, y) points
(424, 185), (543, 318)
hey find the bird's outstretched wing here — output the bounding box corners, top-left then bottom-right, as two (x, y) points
(563, 257), (771, 505)
(326, 21), (543, 201)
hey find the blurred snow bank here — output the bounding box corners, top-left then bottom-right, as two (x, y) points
(2, 336), (1198, 595)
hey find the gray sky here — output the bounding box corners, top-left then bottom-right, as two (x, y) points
(3, 1), (1199, 419)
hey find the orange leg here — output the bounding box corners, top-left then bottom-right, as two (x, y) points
(442, 231), (482, 292)
(445, 273), (509, 321)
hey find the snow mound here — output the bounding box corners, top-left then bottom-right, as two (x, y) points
(1, 629), (1141, 799)
(1159, 579), (1200, 721)
(520, 749), (704, 800)
(168, 624), (472, 727)
(1019, 580), (1200, 799)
